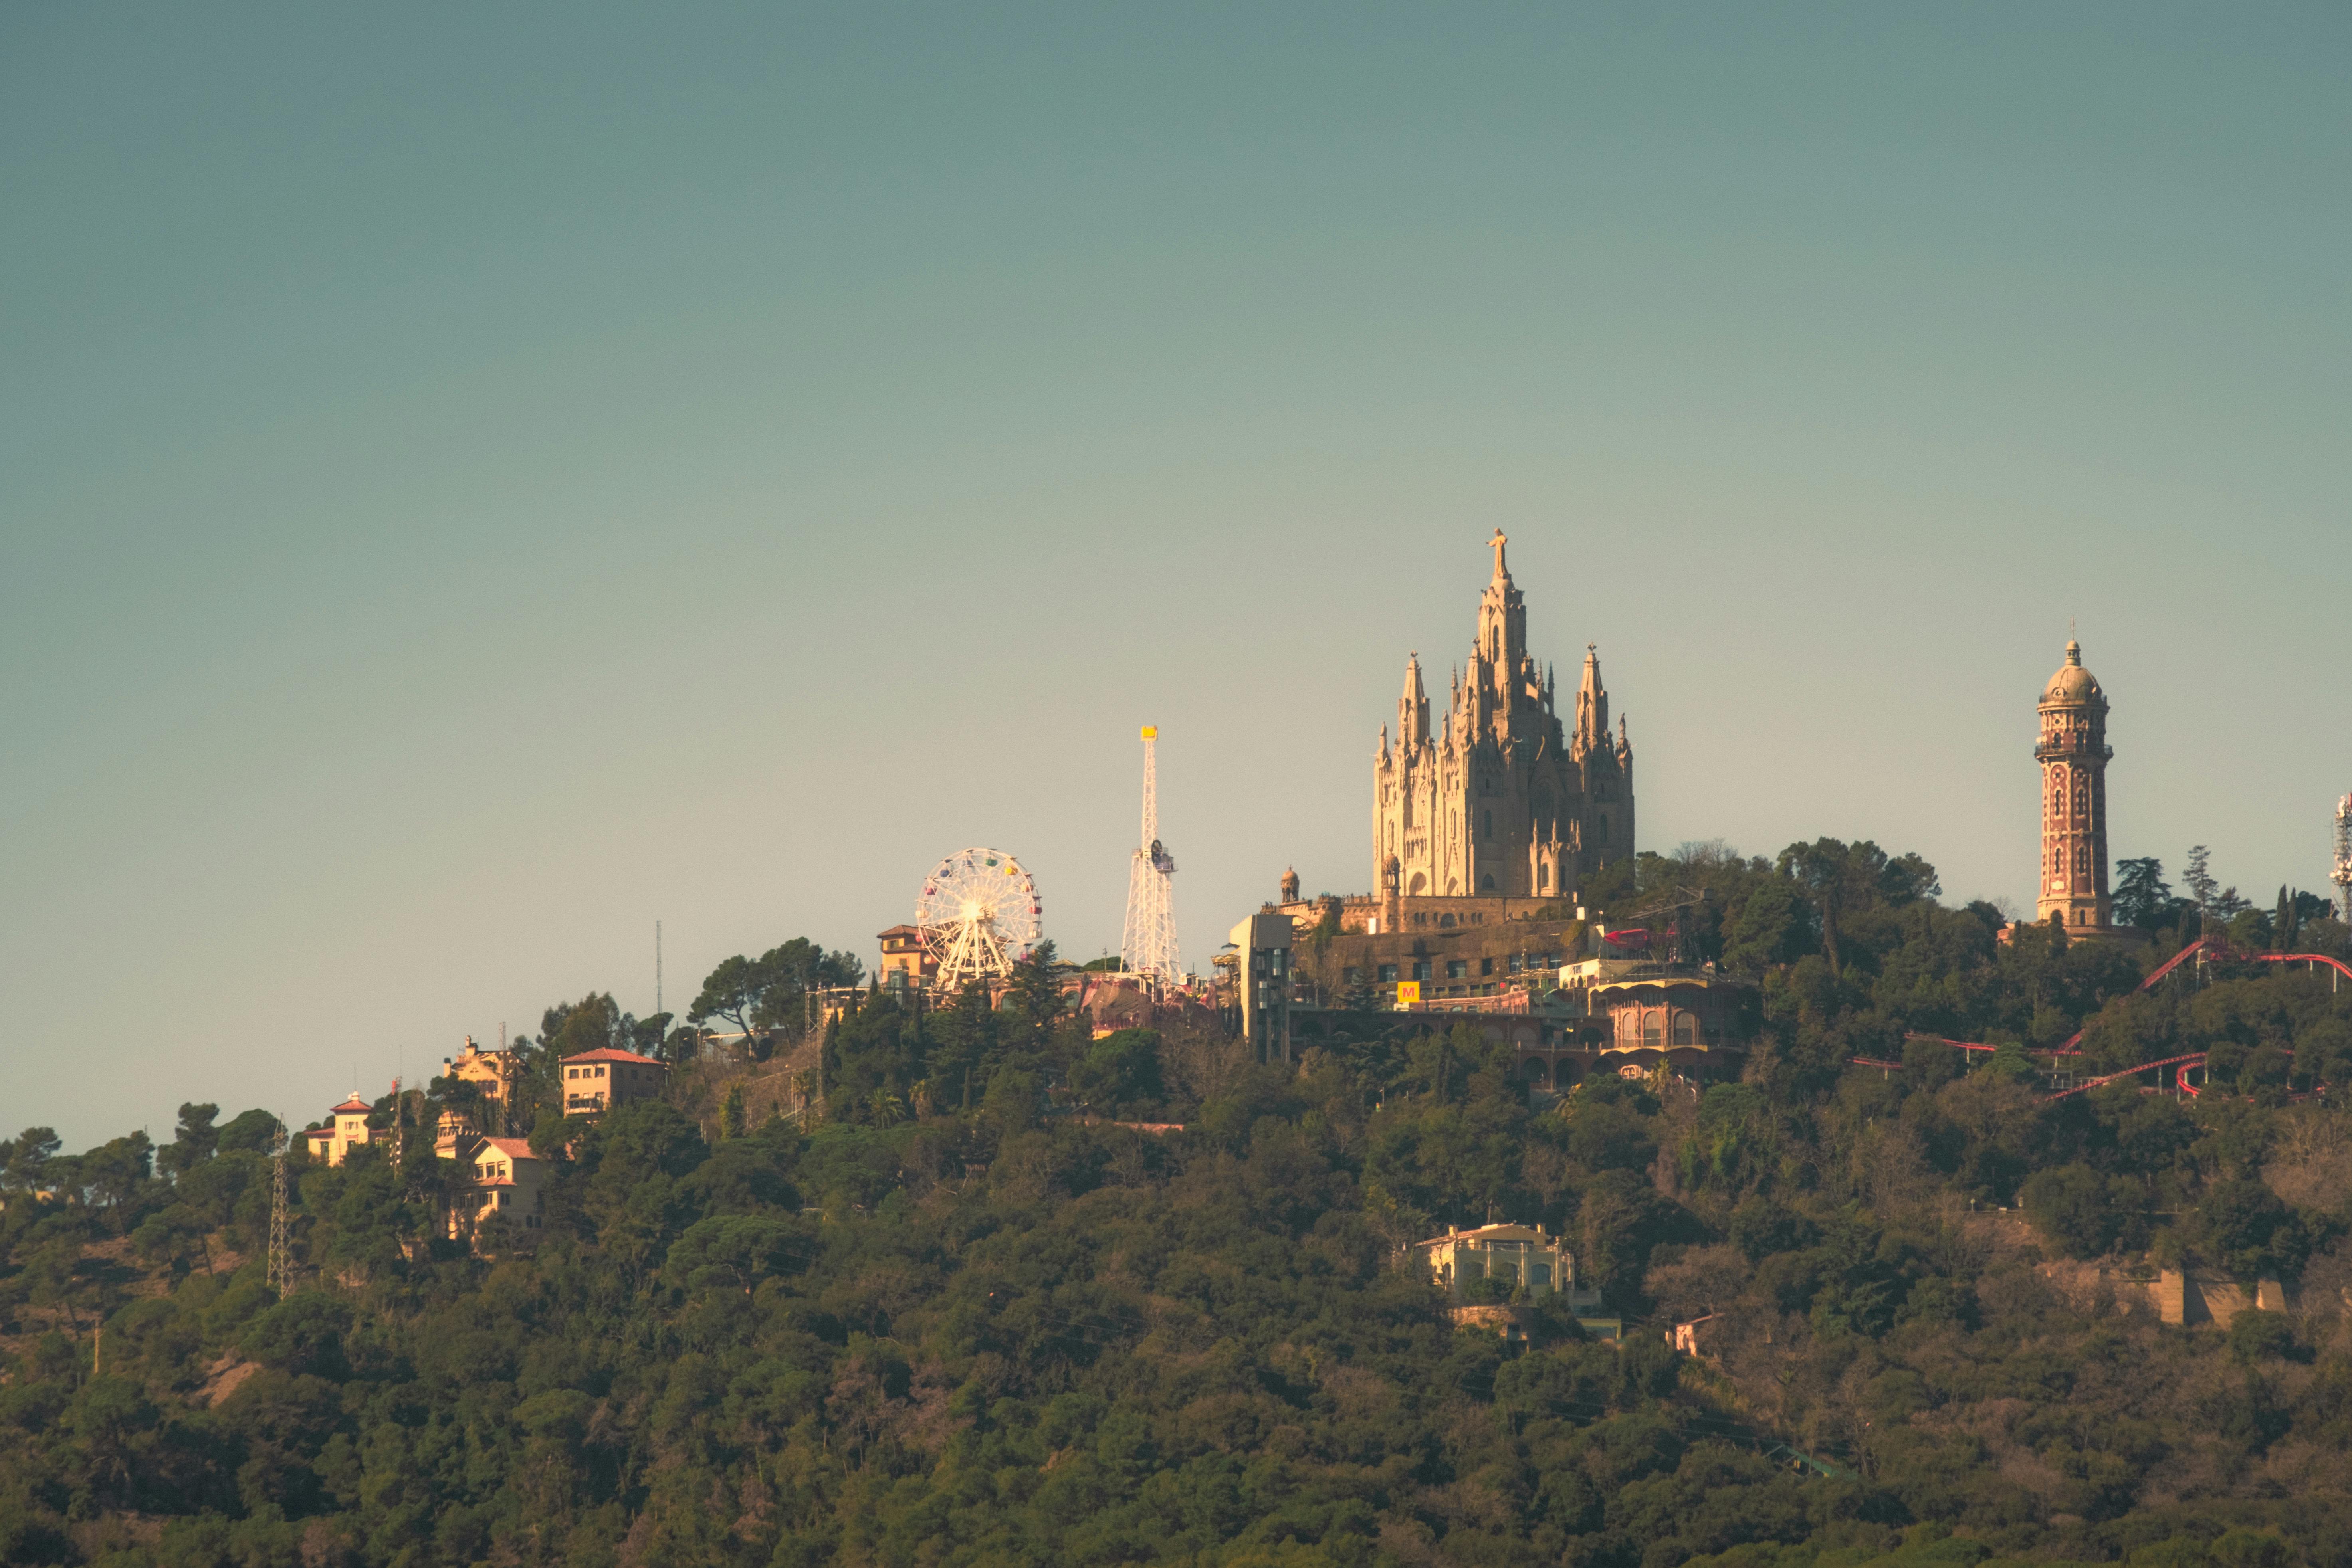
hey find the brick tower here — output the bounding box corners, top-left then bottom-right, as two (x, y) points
(2035, 638), (2112, 929)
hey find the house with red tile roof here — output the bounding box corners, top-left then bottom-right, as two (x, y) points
(303, 1093), (378, 1167)
(560, 1047), (666, 1117)
(446, 1134), (548, 1244)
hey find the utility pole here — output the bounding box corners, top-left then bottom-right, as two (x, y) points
(656, 919), (664, 1020)
(267, 1119), (291, 1296)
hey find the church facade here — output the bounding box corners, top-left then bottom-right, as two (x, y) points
(1373, 532), (1633, 903)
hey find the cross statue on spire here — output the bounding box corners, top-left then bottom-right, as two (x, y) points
(1488, 527), (1508, 576)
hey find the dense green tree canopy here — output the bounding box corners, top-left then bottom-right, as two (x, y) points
(4, 841), (2350, 1568)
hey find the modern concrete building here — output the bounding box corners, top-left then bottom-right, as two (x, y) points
(1230, 911), (1294, 1063)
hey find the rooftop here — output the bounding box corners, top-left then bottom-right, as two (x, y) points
(1415, 1222), (1557, 1249)
(561, 1047), (664, 1067)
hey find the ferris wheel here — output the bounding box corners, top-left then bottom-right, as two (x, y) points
(917, 848), (1042, 991)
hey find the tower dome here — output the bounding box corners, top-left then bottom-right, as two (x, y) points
(2041, 639), (2105, 706)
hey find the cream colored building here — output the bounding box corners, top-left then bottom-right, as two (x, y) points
(877, 924), (936, 989)
(1417, 1222), (1606, 1314)
(302, 1093), (377, 1167)
(440, 1035), (521, 1138)
(445, 1134), (547, 1242)
(561, 1047), (666, 1116)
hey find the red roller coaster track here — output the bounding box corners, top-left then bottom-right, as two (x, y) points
(1875, 938), (2345, 1099)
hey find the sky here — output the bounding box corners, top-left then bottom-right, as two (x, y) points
(5, 4), (2348, 1152)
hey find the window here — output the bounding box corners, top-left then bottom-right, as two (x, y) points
(596, 1065), (607, 1077)
(1529, 1261), (1551, 1286)
(567, 1068), (577, 1079)
(1413, 960), (1433, 981)
(1598, 814), (1609, 842)
(1641, 1012), (1662, 1046)
(1378, 964), (1399, 983)
(1538, 863), (1549, 890)
(1446, 960), (1468, 979)
(1480, 958), (1493, 976)
(1508, 954), (1523, 974)
(1343, 967), (1363, 984)
(1482, 809), (1492, 839)
(1673, 1013), (1696, 1046)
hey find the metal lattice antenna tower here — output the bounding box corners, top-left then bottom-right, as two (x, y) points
(1120, 726), (1181, 987)
(2332, 793), (2352, 924)
(267, 1119), (291, 1295)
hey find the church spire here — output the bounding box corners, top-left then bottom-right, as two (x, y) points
(1399, 652), (1430, 748)
(1572, 643), (1609, 758)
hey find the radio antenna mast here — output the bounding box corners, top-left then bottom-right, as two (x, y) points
(267, 1118), (292, 1296)
(1120, 726), (1181, 989)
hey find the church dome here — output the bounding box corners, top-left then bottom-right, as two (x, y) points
(2042, 639), (2103, 705)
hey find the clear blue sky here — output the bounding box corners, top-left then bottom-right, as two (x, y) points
(6, 5), (2347, 1151)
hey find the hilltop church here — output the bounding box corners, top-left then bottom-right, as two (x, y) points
(1266, 531), (1635, 947)
(1373, 530), (1633, 907)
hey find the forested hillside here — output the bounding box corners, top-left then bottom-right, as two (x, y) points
(5, 840), (2351, 1568)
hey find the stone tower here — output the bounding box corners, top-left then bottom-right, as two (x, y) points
(2035, 638), (2112, 929)
(1372, 532), (1632, 900)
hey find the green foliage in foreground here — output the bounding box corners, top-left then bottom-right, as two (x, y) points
(4, 838), (2352, 1568)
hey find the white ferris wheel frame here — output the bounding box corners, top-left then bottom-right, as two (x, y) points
(917, 848), (1042, 992)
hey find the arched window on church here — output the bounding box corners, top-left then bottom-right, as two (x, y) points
(1598, 814), (1609, 844)
(1538, 863), (1549, 891)
(1482, 809), (1492, 839)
